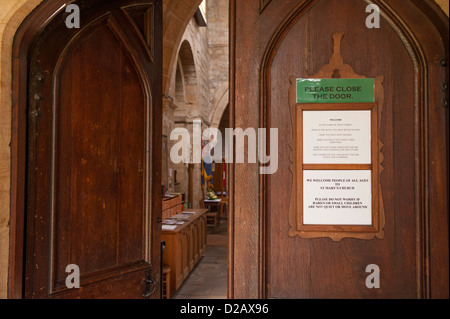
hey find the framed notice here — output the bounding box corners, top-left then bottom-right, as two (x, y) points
(303, 170), (372, 225)
(293, 102), (383, 240)
(287, 34), (385, 241)
(302, 110), (372, 164)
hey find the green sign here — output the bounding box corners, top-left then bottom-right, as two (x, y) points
(297, 78), (375, 104)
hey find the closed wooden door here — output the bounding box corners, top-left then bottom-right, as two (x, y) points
(24, 0), (162, 299)
(230, 0), (448, 298)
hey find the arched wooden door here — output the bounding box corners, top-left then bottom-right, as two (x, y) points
(230, 0), (448, 298)
(24, 0), (162, 299)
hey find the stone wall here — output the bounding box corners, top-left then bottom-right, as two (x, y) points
(163, 0), (229, 209)
(436, 0), (449, 14)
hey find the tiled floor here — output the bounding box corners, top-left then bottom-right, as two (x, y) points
(172, 217), (228, 299)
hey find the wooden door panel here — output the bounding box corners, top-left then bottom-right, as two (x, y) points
(53, 22), (147, 288)
(266, 0), (416, 298)
(231, 0), (448, 299)
(25, 1), (161, 299)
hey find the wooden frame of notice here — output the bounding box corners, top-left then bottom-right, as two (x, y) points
(296, 103), (379, 234)
(289, 98), (385, 241)
(288, 32), (385, 241)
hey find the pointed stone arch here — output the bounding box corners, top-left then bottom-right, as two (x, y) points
(209, 83), (229, 129)
(178, 40), (199, 109)
(163, 0), (204, 97)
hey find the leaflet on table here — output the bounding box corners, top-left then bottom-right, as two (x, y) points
(162, 225), (178, 231)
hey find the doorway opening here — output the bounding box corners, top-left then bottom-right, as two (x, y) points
(160, 0), (231, 299)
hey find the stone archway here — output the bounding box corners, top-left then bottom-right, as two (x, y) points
(163, 37), (201, 202)
(1, 0), (448, 300)
(163, 0), (204, 98)
(177, 40), (200, 111)
(209, 83), (230, 130)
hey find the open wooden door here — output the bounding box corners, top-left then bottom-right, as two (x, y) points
(230, 0), (448, 298)
(24, 0), (162, 299)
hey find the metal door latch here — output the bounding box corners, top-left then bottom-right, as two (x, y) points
(142, 267), (157, 298)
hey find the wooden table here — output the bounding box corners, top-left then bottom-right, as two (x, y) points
(204, 199), (222, 227)
(204, 198), (223, 214)
(161, 209), (208, 295)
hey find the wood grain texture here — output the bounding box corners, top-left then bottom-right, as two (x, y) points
(18, 0), (163, 299)
(231, 0), (448, 299)
(161, 209), (207, 295)
(232, 0), (264, 299)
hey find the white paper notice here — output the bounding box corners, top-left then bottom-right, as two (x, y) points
(303, 170), (372, 225)
(303, 110), (371, 164)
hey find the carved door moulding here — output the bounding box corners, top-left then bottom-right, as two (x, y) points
(288, 33), (386, 241)
(260, 0), (272, 13)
